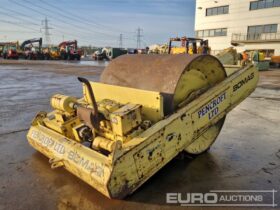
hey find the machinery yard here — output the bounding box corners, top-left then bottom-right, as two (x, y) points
(0, 60), (279, 210)
(0, 1), (280, 209)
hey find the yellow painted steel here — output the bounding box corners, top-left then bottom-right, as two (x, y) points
(109, 104), (142, 137)
(50, 94), (77, 113)
(173, 55), (226, 107)
(27, 57), (258, 199)
(50, 51), (60, 59)
(170, 47), (187, 54)
(84, 82), (165, 122)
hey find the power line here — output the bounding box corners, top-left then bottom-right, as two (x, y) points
(0, 13), (115, 45)
(10, 0), (117, 39)
(39, 0), (135, 34)
(136, 27), (143, 49)
(0, 7), (41, 23)
(4, 0), (137, 46)
(0, 6), (77, 41)
(0, 19), (39, 33)
(142, 38), (149, 47)
(22, 0), (119, 38)
(0, 30), (37, 34)
(0, 9), (40, 26)
(0, 7), (73, 42)
(24, 0), (138, 47)
(119, 33), (123, 48)
(41, 17), (51, 46)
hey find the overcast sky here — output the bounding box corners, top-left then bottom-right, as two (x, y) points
(0, 0), (195, 47)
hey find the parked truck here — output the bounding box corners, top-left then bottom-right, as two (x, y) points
(105, 47), (127, 60)
(92, 48), (107, 60)
(93, 47), (127, 60)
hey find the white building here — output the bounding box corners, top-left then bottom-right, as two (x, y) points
(195, 0), (280, 56)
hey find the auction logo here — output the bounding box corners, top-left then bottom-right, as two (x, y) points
(166, 190), (277, 207)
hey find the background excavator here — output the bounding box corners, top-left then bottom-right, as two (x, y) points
(58, 40), (81, 60)
(168, 36), (210, 55)
(20, 38), (44, 60)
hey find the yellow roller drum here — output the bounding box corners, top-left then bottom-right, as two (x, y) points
(101, 54), (227, 154)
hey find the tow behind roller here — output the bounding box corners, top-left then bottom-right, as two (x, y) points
(27, 54), (258, 198)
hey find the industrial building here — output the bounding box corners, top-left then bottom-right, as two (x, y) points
(195, 0), (280, 56)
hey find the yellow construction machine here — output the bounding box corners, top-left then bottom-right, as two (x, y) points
(168, 36), (210, 55)
(43, 46), (61, 60)
(27, 54), (258, 199)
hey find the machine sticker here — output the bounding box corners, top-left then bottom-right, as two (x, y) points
(30, 130), (104, 179)
(197, 92), (226, 120)
(233, 72), (254, 92)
